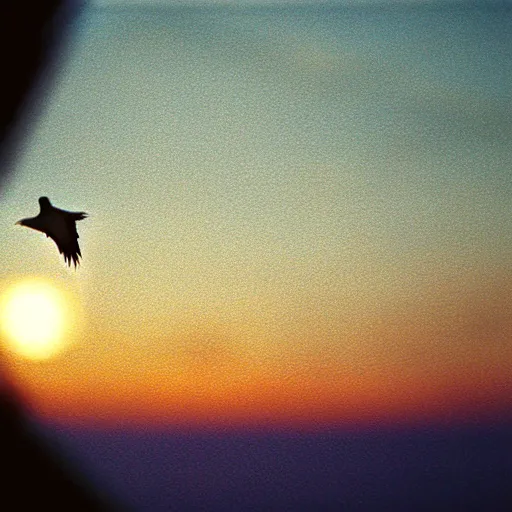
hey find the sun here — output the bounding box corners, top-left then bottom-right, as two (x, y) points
(0, 279), (74, 360)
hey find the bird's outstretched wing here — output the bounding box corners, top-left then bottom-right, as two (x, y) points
(47, 209), (88, 268)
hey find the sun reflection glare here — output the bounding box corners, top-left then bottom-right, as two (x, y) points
(0, 279), (76, 360)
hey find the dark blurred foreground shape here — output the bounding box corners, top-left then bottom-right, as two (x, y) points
(0, 1), (120, 509)
(0, 388), (116, 510)
(0, 1), (78, 181)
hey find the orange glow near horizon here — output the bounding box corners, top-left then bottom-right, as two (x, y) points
(2, 268), (511, 430)
(6, 293), (512, 431)
(13, 361), (512, 430)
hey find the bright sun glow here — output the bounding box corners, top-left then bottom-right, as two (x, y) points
(0, 280), (73, 360)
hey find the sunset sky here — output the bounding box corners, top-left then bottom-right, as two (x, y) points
(0, 0), (511, 429)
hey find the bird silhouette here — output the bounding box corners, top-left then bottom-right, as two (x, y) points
(16, 197), (88, 268)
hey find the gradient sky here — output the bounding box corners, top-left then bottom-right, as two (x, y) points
(0, 1), (511, 428)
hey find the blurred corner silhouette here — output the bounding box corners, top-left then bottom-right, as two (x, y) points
(0, 0), (82, 185)
(0, 353), (116, 510)
(0, 1), (122, 509)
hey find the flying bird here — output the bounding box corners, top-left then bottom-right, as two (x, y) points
(16, 197), (88, 268)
